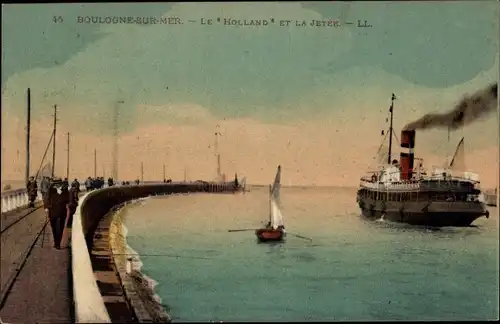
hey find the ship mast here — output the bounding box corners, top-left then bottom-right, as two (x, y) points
(387, 93), (396, 165)
(445, 126), (450, 167)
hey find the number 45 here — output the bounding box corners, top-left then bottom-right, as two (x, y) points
(53, 16), (63, 23)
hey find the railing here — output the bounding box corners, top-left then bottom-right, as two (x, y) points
(1, 189), (40, 213)
(72, 192), (112, 323)
(360, 179), (420, 191)
(360, 168), (480, 190)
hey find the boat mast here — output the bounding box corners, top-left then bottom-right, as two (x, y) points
(445, 127), (451, 167)
(387, 93), (396, 165)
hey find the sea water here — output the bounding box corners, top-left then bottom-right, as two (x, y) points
(119, 186), (499, 322)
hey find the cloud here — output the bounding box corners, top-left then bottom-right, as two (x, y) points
(303, 1), (499, 88)
(1, 3), (175, 85)
(1, 2), (498, 161)
(2, 2), (352, 129)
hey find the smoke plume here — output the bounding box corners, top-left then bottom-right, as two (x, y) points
(403, 82), (498, 131)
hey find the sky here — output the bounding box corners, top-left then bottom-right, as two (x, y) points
(1, 2), (499, 188)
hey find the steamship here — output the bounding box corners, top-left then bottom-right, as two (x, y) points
(356, 94), (490, 227)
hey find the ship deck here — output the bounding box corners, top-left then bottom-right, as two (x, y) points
(359, 177), (480, 194)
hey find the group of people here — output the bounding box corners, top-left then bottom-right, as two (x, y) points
(26, 176), (81, 249)
(25, 175), (122, 249)
(84, 177), (106, 191)
(84, 177), (118, 191)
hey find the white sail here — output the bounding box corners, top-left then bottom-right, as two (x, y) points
(240, 176), (246, 189)
(270, 165), (281, 204)
(270, 199), (285, 229)
(269, 165), (284, 229)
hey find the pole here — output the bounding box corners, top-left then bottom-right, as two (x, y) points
(112, 101), (123, 181)
(66, 132), (70, 179)
(217, 154), (221, 180)
(94, 149), (97, 178)
(214, 125), (222, 179)
(387, 94), (395, 165)
(214, 131), (218, 178)
(163, 164), (165, 180)
(52, 105), (57, 177)
(140, 162), (144, 182)
(25, 88), (31, 184)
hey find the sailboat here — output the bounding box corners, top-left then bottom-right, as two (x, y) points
(255, 165), (286, 242)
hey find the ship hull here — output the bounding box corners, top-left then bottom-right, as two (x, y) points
(357, 197), (489, 227)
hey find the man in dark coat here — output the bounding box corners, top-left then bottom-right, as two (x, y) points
(62, 178), (69, 189)
(26, 176), (38, 208)
(71, 178), (80, 193)
(67, 182), (79, 229)
(85, 177), (92, 191)
(58, 184), (70, 236)
(43, 184), (65, 249)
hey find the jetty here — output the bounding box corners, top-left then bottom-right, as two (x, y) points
(0, 88), (245, 323)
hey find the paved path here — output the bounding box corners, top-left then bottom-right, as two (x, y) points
(0, 206), (45, 292)
(0, 207), (72, 323)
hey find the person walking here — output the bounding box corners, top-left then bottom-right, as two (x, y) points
(57, 184), (71, 248)
(26, 176), (38, 208)
(43, 183), (65, 249)
(85, 177), (92, 191)
(71, 178), (80, 193)
(67, 181), (79, 229)
(62, 177), (69, 189)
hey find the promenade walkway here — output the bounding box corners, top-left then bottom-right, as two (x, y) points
(0, 206), (72, 323)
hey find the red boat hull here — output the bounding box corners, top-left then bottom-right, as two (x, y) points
(255, 228), (285, 242)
